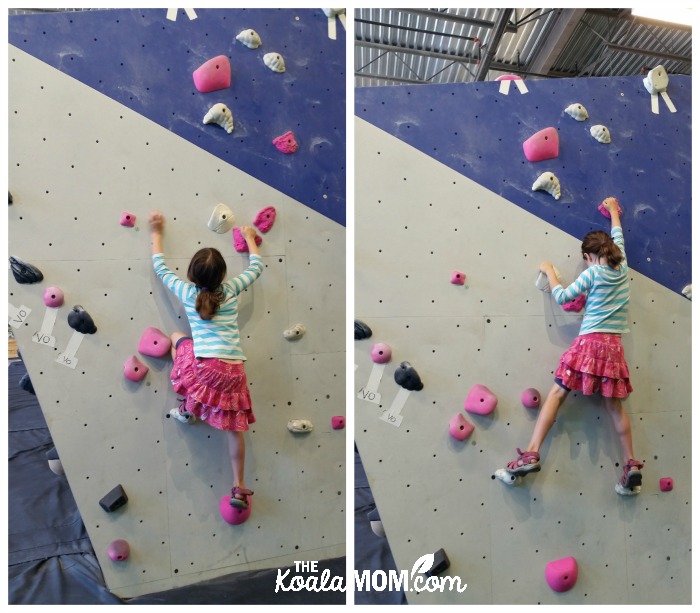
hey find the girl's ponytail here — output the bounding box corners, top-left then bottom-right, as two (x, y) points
(581, 230), (624, 267)
(187, 248), (227, 319)
(195, 288), (222, 321)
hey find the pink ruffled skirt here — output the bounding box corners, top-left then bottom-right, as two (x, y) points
(171, 339), (255, 431)
(554, 332), (633, 398)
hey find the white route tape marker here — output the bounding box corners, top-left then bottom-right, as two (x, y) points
(651, 93), (660, 115)
(32, 307), (58, 348)
(514, 79), (528, 94)
(56, 330), (84, 369)
(498, 80), (511, 95)
(327, 14), (337, 40)
(167, 8), (197, 21)
(8, 303), (31, 329)
(380, 387), (411, 428)
(184, 8), (197, 20)
(660, 91), (676, 113)
(357, 362), (384, 404)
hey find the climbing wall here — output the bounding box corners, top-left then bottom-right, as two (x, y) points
(354, 74), (691, 604)
(8, 9), (345, 598)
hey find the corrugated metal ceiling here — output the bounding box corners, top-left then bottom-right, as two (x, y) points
(355, 8), (692, 87)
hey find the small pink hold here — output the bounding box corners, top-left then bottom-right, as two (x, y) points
(464, 384), (497, 416)
(220, 494), (252, 525)
(192, 55), (231, 93)
(120, 212), (136, 227)
(272, 131), (298, 154)
(521, 388), (541, 409)
(660, 477), (674, 492)
(451, 270), (466, 285)
(43, 286), (64, 308)
(332, 416), (345, 430)
(598, 198), (623, 219)
(253, 206), (277, 233)
(449, 413), (474, 441)
(495, 74), (523, 81)
(370, 342), (392, 364)
(523, 127), (559, 162)
(137, 327), (171, 358)
(108, 539), (130, 562)
(124, 355), (149, 382)
(562, 294), (586, 313)
(545, 556), (578, 592)
(233, 227), (263, 252)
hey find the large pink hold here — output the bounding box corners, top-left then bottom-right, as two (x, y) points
(598, 198), (623, 219)
(124, 355), (149, 382)
(253, 206), (276, 233)
(464, 384), (497, 415)
(332, 416), (345, 430)
(233, 227), (263, 252)
(523, 127), (559, 162)
(272, 131), (298, 154)
(43, 286), (64, 308)
(192, 55), (231, 93)
(220, 494), (252, 525)
(138, 327), (171, 358)
(449, 413), (474, 441)
(545, 556), (578, 592)
(562, 294), (586, 313)
(108, 539), (130, 562)
(521, 388), (541, 409)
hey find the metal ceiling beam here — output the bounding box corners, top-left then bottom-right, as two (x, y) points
(355, 71), (428, 85)
(587, 8), (692, 32)
(355, 17), (480, 44)
(397, 9), (518, 34)
(475, 8), (513, 81)
(605, 42), (692, 65)
(528, 8), (587, 76)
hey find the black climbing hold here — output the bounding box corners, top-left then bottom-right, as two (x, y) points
(354, 319), (372, 340)
(67, 305), (97, 335)
(99, 484), (128, 513)
(425, 548), (451, 577)
(394, 361), (423, 391)
(9, 256), (44, 284)
(19, 372), (35, 395)
(9, 191), (13, 205)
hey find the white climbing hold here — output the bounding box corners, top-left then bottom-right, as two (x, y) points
(564, 103), (589, 121)
(263, 53), (286, 73)
(590, 124), (611, 144)
(682, 284), (691, 300)
(203, 103), (234, 134)
(535, 266), (562, 292)
(283, 323), (306, 340)
(643, 65), (669, 94)
(532, 172), (561, 200)
(236, 29), (262, 49)
(287, 419), (313, 433)
(207, 203), (235, 234)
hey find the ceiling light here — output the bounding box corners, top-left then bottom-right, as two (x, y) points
(631, 7), (692, 27)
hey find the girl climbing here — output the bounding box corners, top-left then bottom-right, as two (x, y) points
(148, 210), (264, 510)
(506, 197), (643, 495)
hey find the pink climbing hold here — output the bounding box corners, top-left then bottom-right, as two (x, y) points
(220, 494), (251, 525)
(598, 198), (623, 219)
(562, 294), (586, 313)
(233, 227), (263, 252)
(137, 327), (171, 358)
(120, 212), (136, 227)
(108, 539), (130, 562)
(495, 74), (522, 81)
(521, 388), (541, 409)
(449, 413), (474, 441)
(192, 55), (231, 93)
(660, 477), (674, 492)
(370, 342), (392, 364)
(272, 131), (298, 154)
(332, 416), (345, 430)
(124, 355), (149, 382)
(253, 206), (277, 233)
(523, 127), (559, 162)
(43, 286), (64, 308)
(464, 384), (497, 415)
(545, 556), (578, 592)
(451, 270), (466, 285)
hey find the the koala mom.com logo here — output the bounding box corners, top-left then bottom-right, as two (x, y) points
(355, 553), (468, 594)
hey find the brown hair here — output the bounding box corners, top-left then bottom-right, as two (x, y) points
(187, 248), (227, 320)
(581, 230), (624, 268)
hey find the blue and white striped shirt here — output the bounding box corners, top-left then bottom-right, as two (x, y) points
(552, 226), (629, 335)
(152, 253), (263, 360)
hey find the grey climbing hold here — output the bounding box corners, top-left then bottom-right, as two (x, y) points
(9, 256), (44, 284)
(354, 320), (372, 340)
(67, 305), (97, 335)
(99, 484), (128, 512)
(394, 361), (423, 391)
(425, 548), (451, 577)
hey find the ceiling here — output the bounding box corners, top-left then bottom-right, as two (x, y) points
(355, 8), (692, 87)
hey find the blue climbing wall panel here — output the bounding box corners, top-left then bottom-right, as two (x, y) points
(356, 76), (691, 293)
(10, 8), (346, 226)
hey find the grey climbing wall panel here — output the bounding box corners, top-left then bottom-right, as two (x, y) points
(8, 47), (345, 597)
(354, 118), (690, 604)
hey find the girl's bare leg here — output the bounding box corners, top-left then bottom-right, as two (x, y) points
(226, 430), (246, 495)
(170, 332), (188, 360)
(517, 383), (568, 465)
(602, 396), (634, 463)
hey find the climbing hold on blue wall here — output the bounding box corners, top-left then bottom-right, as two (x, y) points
(464, 384), (497, 415)
(138, 326), (171, 357)
(9, 256), (44, 284)
(564, 103), (589, 121)
(545, 556), (578, 592)
(532, 172), (561, 200)
(208, 203), (236, 234)
(523, 127), (559, 162)
(263, 52), (286, 73)
(682, 285), (691, 300)
(99, 484), (128, 513)
(235, 28), (262, 49)
(203, 102), (234, 134)
(272, 131), (298, 154)
(108, 539), (130, 562)
(233, 227), (262, 252)
(253, 206), (277, 233)
(643, 65), (669, 95)
(283, 323), (306, 340)
(590, 124), (611, 144)
(120, 211), (136, 227)
(67, 305), (97, 334)
(192, 55), (231, 93)
(394, 361), (423, 391)
(43, 286), (64, 308)
(598, 197), (622, 219)
(354, 320), (372, 340)
(371, 342), (391, 364)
